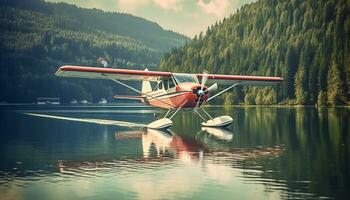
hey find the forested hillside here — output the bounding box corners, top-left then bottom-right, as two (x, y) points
(0, 0), (188, 103)
(160, 0), (350, 105)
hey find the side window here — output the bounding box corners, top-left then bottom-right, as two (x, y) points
(169, 78), (175, 88)
(164, 80), (169, 90)
(158, 82), (163, 90)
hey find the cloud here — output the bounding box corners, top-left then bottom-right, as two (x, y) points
(153, 0), (183, 11)
(197, 0), (231, 17)
(47, 0), (256, 37)
(116, 0), (183, 12)
(116, 0), (149, 12)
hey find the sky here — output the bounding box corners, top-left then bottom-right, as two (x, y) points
(46, 0), (256, 37)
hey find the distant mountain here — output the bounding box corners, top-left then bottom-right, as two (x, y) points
(160, 0), (349, 105)
(0, 0), (188, 103)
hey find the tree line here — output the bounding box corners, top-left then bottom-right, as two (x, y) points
(0, 0), (188, 103)
(160, 0), (350, 105)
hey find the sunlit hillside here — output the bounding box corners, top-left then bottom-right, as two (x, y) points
(0, 0), (188, 103)
(161, 0), (350, 105)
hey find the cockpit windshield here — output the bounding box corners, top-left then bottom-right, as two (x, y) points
(173, 73), (199, 84)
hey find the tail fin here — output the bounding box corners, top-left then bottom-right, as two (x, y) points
(142, 68), (152, 94)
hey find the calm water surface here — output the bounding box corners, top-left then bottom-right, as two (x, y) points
(0, 106), (349, 200)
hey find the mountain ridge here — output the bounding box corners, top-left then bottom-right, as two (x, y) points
(0, 0), (189, 103)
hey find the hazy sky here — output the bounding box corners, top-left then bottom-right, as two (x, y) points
(46, 0), (255, 37)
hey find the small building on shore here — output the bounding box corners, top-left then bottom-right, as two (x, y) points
(37, 98), (60, 105)
(98, 98), (108, 104)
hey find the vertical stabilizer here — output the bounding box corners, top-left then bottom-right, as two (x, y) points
(142, 68), (152, 94)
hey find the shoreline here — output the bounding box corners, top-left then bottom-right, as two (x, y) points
(204, 104), (350, 108)
(0, 103), (349, 108)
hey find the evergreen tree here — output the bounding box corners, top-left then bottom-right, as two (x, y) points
(327, 60), (346, 105)
(295, 66), (307, 105)
(317, 90), (327, 106)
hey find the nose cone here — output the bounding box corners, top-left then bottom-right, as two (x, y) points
(176, 83), (210, 108)
(191, 85), (208, 95)
(191, 85), (209, 107)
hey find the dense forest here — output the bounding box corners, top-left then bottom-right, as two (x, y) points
(0, 0), (188, 103)
(160, 0), (350, 105)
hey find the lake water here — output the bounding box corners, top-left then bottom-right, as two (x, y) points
(0, 106), (349, 200)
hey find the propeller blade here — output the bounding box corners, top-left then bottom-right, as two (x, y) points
(196, 70), (210, 110)
(201, 70), (209, 91)
(207, 83), (218, 93)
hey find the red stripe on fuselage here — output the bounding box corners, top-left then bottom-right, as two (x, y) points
(147, 83), (208, 109)
(148, 91), (201, 109)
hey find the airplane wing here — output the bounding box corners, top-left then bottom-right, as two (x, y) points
(55, 65), (282, 85)
(196, 73), (283, 86)
(55, 65), (172, 81)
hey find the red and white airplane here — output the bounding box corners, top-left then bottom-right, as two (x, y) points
(55, 66), (282, 129)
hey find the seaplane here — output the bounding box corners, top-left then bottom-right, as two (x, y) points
(55, 66), (283, 129)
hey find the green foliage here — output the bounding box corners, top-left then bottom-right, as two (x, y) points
(317, 90), (328, 106)
(160, 0), (350, 105)
(223, 92), (234, 107)
(294, 65), (308, 105)
(258, 88), (277, 105)
(244, 88), (256, 105)
(327, 60), (346, 105)
(244, 87), (277, 105)
(0, 0), (188, 103)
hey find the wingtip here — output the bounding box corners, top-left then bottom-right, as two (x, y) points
(55, 65), (73, 76)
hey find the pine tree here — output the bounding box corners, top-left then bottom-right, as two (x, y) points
(295, 66), (307, 105)
(223, 92), (234, 106)
(283, 46), (299, 99)
(327, 60), (345, 105)
(317, 90), (327, 106)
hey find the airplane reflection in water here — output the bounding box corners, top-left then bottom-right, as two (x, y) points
(54, 127), (281, 200)
(201, 127), (233, 141)
(57, 128), (209, 174)
(116, 129), (204, 162)
(57, 127), (284, 172)
(53, 127), (286, 200)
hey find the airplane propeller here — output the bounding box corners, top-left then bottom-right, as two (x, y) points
(207, 83), (218, 93)
(195, 71), (218, 110)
